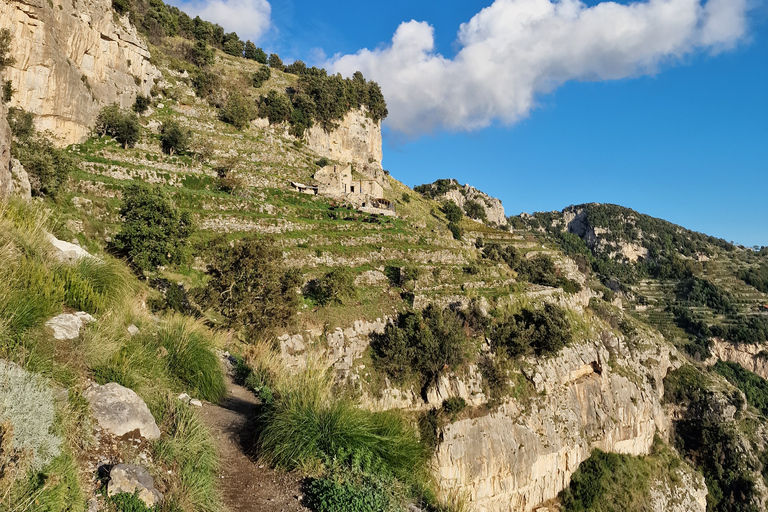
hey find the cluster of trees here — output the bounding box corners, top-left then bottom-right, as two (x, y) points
(490, 303), (572, 358)
(413, 179), (459, 199)
(738, 262), (768, 293)
(7, 107), (77, 198)
(677, 277), (737, 315)
(257, 70), (388, 137)
(482, 242), (581, 293)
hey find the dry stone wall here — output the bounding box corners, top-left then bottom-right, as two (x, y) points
(0, 0), (160, 145)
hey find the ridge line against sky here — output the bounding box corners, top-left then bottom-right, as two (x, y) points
(165, 0), (768, 247)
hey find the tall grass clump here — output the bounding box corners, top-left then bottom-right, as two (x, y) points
(257, 364), (427, 482)
(58, 257), (133, 315)
(153, 396), (220, 512)
(156, 315), (226, 403)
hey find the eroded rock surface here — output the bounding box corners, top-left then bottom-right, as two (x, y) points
(0, 0), (160, 145)
(306, 109), (383, 172)
(83, 382), (161, 440)
(45, 311), (95, 340)
(108, 464), (162, 507)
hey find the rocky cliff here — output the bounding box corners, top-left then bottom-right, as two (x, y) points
(0, 102), (11, 197)
(434, 330), (681, 511)
(420, 179), (508, 227)
(305, 109), (383, 173)
(0, 0), (159, 145)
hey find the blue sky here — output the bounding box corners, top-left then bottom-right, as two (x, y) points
(170, 0), (768, 247)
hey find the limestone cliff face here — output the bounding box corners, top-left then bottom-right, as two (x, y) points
(707, 338), (768, 380)
(0, 0), (160, 145)
(434, 331), (679, 511)
(0, 102), (12, 198)
(306, 109), (383, 174)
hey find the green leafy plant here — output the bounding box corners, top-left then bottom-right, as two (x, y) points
(160, 119), (192, 155)
(491, 303), (572, 358)
(95, 104), (141, 148)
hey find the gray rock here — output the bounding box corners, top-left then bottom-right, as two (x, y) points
(127, 324), (140, 336)
(45, 312), (95, 340)
(47, 233), (96, 263)
(108, 464), (162, 507)
(9, 158), (31, 199)
(83, 382), (161, 440)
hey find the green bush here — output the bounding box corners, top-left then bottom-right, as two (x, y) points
(267, 53), (284, 70)
(189, 40), (214, 67)
(159, 119), (192, 155)
(113, 183), (195, 271)
(371, 305), (469, 389)
(259, 89), (292, 124)
(0, 257), (65, 334)
(7, 107), (34, 140)
(199, 236), (302, 338)
(219, 92), (255, 129)
(305, 476), (390, 512)
(95, 104), (141, 148)
(441, 201), (463, 223)
(463, 200), (487, 222)
(442, 397), (466, 419)
(447, 222), (462, 241)
(191, 68), (221, 99)
(12, 133), (77, 197)
(252, 66), (271, 88)
(306, 268), (356, 306)
(0, 361), (61, 472)
(491, 303), (572, 357)
(157, 315), (226, 403)
(106, 491), (159, 512)
(132, 94), (150, 114)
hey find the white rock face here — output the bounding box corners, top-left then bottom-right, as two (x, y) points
(306, 109), (383, 172)
(444, 185), (507, 227)
(434, 332), (680, 511)
(649, 464), (708, 512)
(47, 233), (95, 263)
(707, 338), (768, 380)
(108, 464), (162, 507)
(45, 312), (95, 340)
(0, 0), (160, 145)
(0, 102), (12, 199)
(83, 382), (161, 440)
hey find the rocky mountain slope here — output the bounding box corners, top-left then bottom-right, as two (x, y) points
(2, 3), (768, 512)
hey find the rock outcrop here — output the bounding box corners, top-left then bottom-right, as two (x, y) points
(108, 464), (163, 507)
(45, 311), (95, 340)
(419, 179), (507, 227)
(707, 338), (768, 380)
(434, 331), (679, 511)
(649, 466), (708, 512)
(0, 0), (160, 145)
(83, 382), (161, 440)
(0, 102), (13, 198)
(306, 109), (383, 173)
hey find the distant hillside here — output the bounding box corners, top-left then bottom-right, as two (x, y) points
(515, 203), (768, 359)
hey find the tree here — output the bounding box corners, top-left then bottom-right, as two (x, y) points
(223, 38), (244, 57)
(244, 40), (258, 60)
(114, 183), (195, 271)
(219, 92), (255, 130)
(267, 53), (284, 70)
(189, 40), (214, 67)
(201, 237), (302, 338)
(252, 66), (271, 88)
(464, 200), (487, 222)
(0, 29), (14, 72)
(259, 90), (292, 125)
(133, 94), (150, 114)
(441, 201), (463, 223)
(160, 119), (192, 155)
(253, 46), (267, 64)
(95, 104), (140, 148)
(285, 60), (306, 75)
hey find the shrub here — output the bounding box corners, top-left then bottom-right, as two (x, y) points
(219, 92), (255, 129)
(132, 94), (151, 114)
(713, 361), (768, 417)
(95, 104), (141, 148)
(106, 491), (159, 512)
(252, 66), (271, 88)
(441, 201), (463, 223)
(463, 200), (487, 222)
(306, 268), (356, 306)
(305, 476), (390, 512)
(189, 40), (214, 67)
(401, 192), (411, 203)
(0, 361), (61, 472)
(191, 68), (221, 99)
(2, 80), (13, 103)
(316, 157), (330, 167)
(222, 38), (244, 57)
(442, 397), (467, 420)
(57, 257), (132, 315)
(12, 135), (77, 197)
(371, 305), (469, 390)
(491, 303), (572, 357)
(156, 315), (226, 403)
(448, 222), (462, 241)
(259, 89), (292, 124)
(160, 119), (192, 155)
(113, 183), (195, 271)
(6, 107), (34, 140)
(200, 236), (302, 338)
(267, 53), (284, 70)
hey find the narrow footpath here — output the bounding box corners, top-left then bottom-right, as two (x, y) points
(199, 377), (310, 512)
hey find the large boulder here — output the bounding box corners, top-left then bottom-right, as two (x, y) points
(47, 233), (96, 263)
(108, 464), (162, 507)
(83, 382), (161, 440)
(45, 312), (95, 340)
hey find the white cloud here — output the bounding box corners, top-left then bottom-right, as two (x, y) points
(171, 0), (272, 42)
(328, 0), (750, 135)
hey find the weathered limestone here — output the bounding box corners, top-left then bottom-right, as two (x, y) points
(83, 382), (161, 440)
(108, 464), (162, 507)
(707, 338), (768, 380)
(649, 465), (708, 512)
(306, 109), (383, 172)
(47, 233), (96, 263)
(0, 102), (12, 198)
(0, 0), (160, 145)
(434, 331), (679, 511)
(45, 311), (95, 340)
